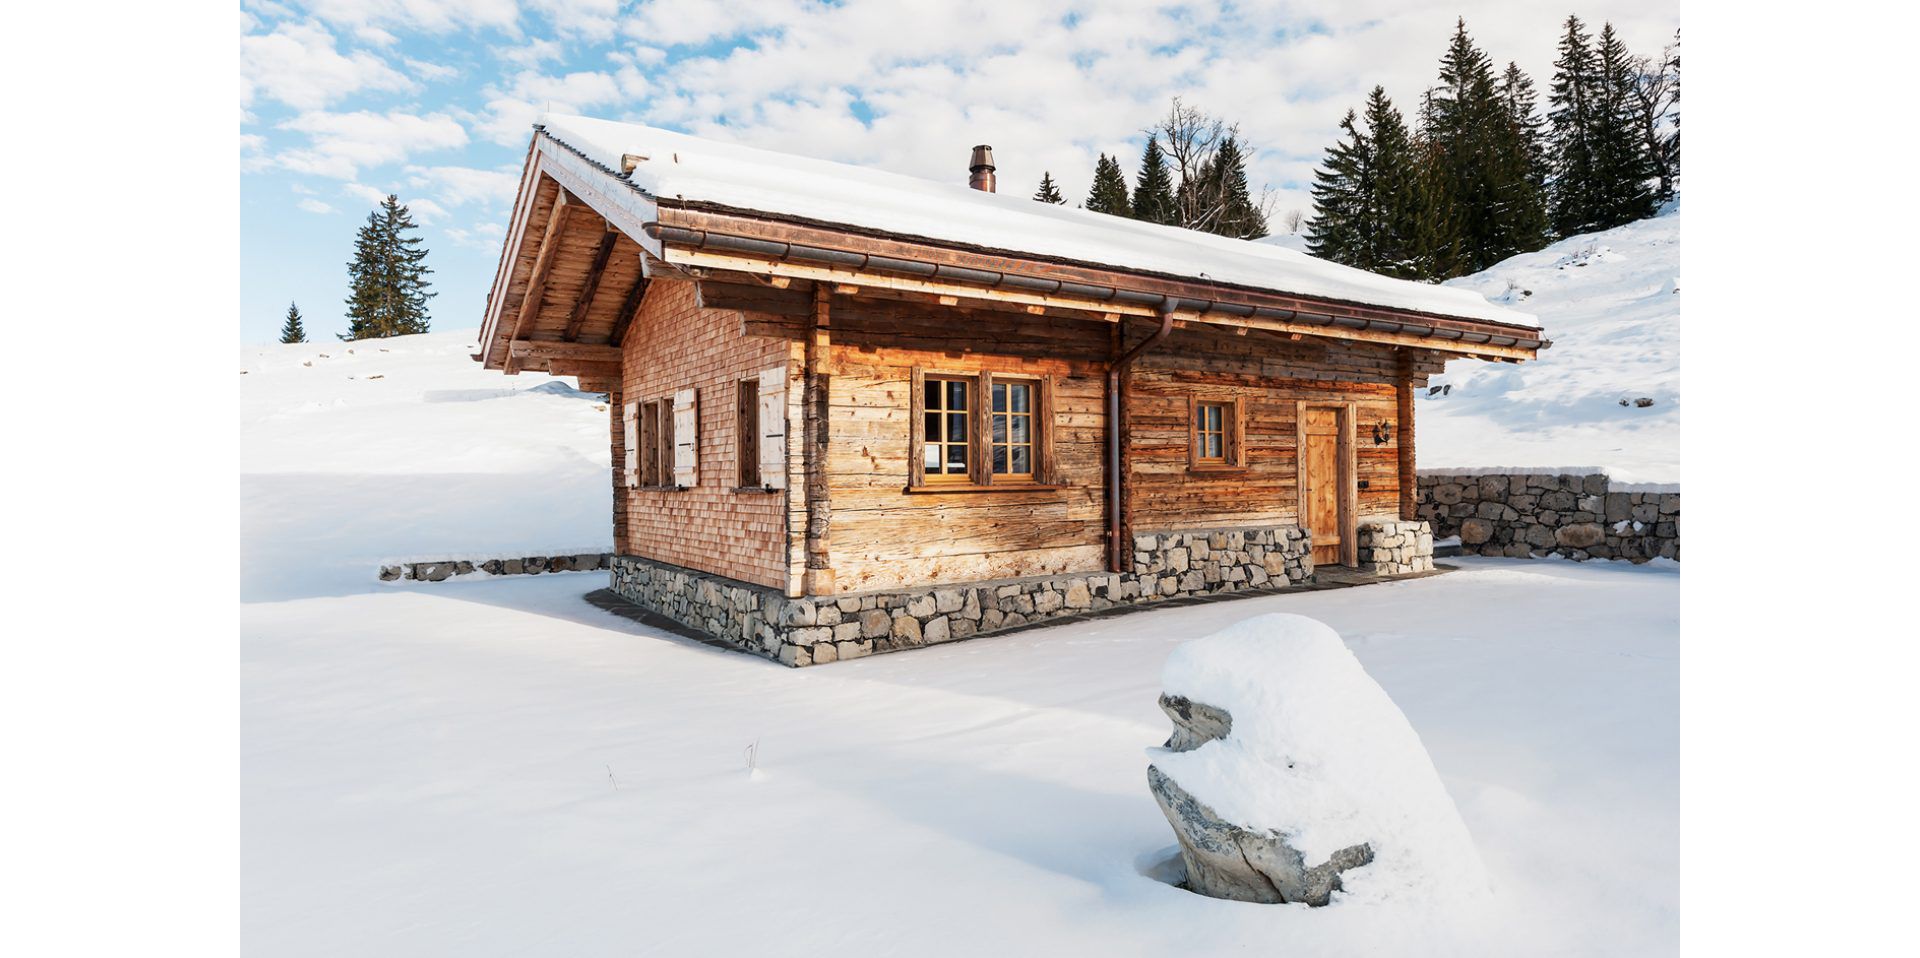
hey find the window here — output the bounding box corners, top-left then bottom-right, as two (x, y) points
(911, 370), (1053, 488)
(1190, 398), (1242, 469)
(990, 380), (1034, 479)
(736, 378), (761, 488)
(639, 399), (664, 487)
(923, 376), (972, 480)
(635, 398), (677, 488)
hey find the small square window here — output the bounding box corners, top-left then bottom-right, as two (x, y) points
(1192, 399), (1239, 468)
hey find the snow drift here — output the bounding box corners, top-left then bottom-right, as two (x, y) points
(1149, 613), (1487, 904)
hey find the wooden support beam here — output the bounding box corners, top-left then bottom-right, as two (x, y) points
(608, 273), (649, 347)
(1397, 351), (1418, 520)
(695, 280), (812, 316)
(666, 246), (1538, 361)
(546, 359), (622, 379)
(562, 227), (619, 341)
(510, 340), (621, 363)
(504, 188), (575, 373)
(803, 285), (834, 594)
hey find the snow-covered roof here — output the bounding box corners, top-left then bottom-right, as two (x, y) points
(537, 114), (1537, 329)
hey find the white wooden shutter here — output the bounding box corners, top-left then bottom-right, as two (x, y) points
(621, 402), (640, 488)
(757, 365), (787, 490)
(672, 388), (698, 488)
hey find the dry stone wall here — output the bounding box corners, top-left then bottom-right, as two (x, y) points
(1417, 471), (1679, 562)
(612, 524), (1315, 667)
(380, 552), (613, 582)
(1355, 520), (1435, 575)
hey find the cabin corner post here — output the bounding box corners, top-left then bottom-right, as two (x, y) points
(609, 378), (629, 554)
(1396, 351), (1417, 521)
(802, 285), (835, 594)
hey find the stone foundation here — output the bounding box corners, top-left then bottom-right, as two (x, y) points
(1354, 520), (1435, 575)
(380, 552), (613, 582)
(1417, 471), (1679, 563)
(611, 524), (1320, 667)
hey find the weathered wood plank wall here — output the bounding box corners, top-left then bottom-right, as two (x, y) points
(618, 278), (798, 590)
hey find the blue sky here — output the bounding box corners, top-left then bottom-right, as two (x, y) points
(240, 0), (1677, 343)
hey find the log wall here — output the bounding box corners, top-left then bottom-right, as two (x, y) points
(814, 305), (1112, 592)
(619, 278), (797, 589)
(1123, 324), (1442, 538)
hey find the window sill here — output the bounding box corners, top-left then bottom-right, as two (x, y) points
(902, 482), (1071, 495)
(1187, 464), (1248, 474)
(732, 486), (781, 495)
(632, 484), (687, 492)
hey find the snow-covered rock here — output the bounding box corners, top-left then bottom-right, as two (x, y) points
(1147, 614), (1487, 906)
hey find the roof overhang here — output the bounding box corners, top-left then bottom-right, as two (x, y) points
(478, 129), (1546, 376)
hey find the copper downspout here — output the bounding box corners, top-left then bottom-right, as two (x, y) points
(1107, 299), (1180, 572)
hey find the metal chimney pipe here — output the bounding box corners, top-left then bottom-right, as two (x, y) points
(968, 145), (996, 193)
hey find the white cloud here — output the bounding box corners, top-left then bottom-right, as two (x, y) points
(302, 0), (521, 35)
(496, 36), (565, 67)
(337, 183), (449, 223)
(444, 221), (509, 249)
(277, 109), (469, 179)
(526, 0), (621, 40)
(406, 57), (460, 82)
(475, 69), (624, 145)
(405, 164), (522, 207)
(240, 19), (413, 110)
(297, 198), (338, 214)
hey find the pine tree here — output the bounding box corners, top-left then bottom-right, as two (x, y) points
(1199, 136), (1269, 239)
(279, 301), (307, 344)
(1033, 171), (1065, 204)
(1306, 110), (1372, 267)
(342, 194), (435, 341)
(1084, 153), (1131, 216)
(1590, 22), (1657, 228)
(1131, 135), (1177, 225)
(1307, 91), (1422, 276)
(1421, 18), (1541, 275)
(1362, 90), (1423, 276)
(1497, 61), (1553, 251)
(1411, 89), (1464, 280)
(1547, 14), (1602, 236)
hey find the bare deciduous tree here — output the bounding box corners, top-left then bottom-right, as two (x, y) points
(1631, 32), (1681, 199)
(1149, 97), (1275, 237)
(1283, 208), (1306, 234)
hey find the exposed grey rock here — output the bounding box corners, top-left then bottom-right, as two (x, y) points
(1459, 517), (1495, 545)
(1159, 694), (1231, 751)
(1554, 522), (1606, 548)
(1148, 765), (1372, 906)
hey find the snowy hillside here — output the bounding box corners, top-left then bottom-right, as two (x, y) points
(239, 331), (611, 602)
(1421, 204), (1681, 482)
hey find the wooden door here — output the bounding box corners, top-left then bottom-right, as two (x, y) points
(1300, 405), (1349, 567)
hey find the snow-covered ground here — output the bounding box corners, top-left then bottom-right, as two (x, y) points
(1421, 204), (1681, 483)
(244, 560), (1675, 957)
(241, 212), (1678, 955)
(239, 333), (611, 601)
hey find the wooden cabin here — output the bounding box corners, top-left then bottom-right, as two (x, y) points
(475, 115), (1545, 665)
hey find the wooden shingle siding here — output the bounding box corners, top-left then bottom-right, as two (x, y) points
(619, 279), (797, 590)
